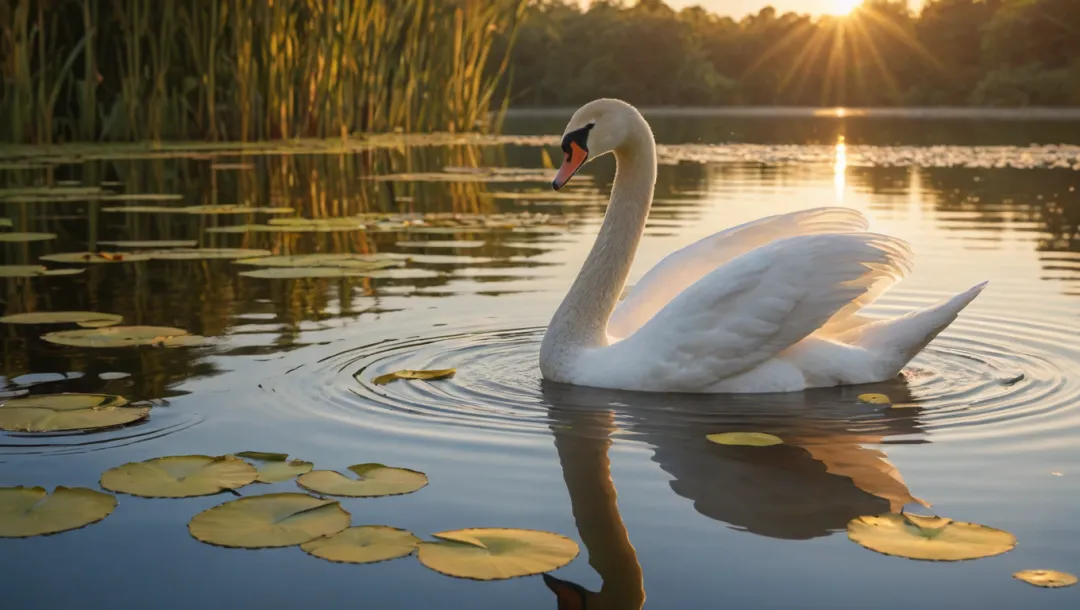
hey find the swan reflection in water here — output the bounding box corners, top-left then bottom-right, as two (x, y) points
(539, 377), (929, 609)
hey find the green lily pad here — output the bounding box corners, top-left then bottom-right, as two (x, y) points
(239, 267), (375, 279)
(1, 393), (127, 410)
(296, 463), (428, 498)
(40, 251), (152, 263)
(371, 369), (456, 385)
(1013, 570), (1078, 588)
(148, 248), (272, 260)
(302, 526), (420, 564)
(0, 393), (146, 433)
(0, 486), (117, 537)
(0, 217), (11, 228)
(847, 513), (1017, 561)
(235, 451), (314, 483)
(416, 528), (580, 581)
(0, 265), (84, 278)
(706, 432), (784, 447)
(395, 240), (486, 249)
(0, 311), (122, 327)
(188, 492), (351, 548)
(0, 232), (56, 243)
(101, 455), (257, 498)
(100, 193), (183, 202)
(233, 254), (401, 269)
(96, 240), (198, 248)
(41, 325), (205, 348)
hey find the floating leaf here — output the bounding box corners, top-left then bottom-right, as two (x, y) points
(0, 311), (122, 327)
(40, 251), (152, 263)
(417, 528), (580, 581)
(0, 265), (84, 278)
(846, 513), (1017, 561)
(706, 432), (784, 447)
(148, 248), (272, 260)
(371, 369), (456, 385)
(302, 526), (421, 564)
(188, 492), (350, 548)
(100, 193), (183, 202)
(1013, 570), (1078, 588)
(235, 451), (314, 483)
(296, 463), (428, 498)
(0, 232), (56, 243)
(0, 186), (106, 202)
(0, 486), (116, 537)
(233, 254), (402, 269)
(858, 393), (892, 405)
(0, 393), (146, 433)
(395, 240), (486, 249)
(42, 325), (204, 348)
(239, 267), (375, 279)
(101, 455), (257, 498)
(0, 217), (11, 227)
(97, 240), (198, 248)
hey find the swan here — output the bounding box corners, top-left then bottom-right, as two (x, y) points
(538, 98), (987, 393)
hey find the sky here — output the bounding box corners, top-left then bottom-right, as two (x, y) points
(595, 1), (924, 19)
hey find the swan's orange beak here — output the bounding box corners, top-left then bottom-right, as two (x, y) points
(552, 141), (588, 191)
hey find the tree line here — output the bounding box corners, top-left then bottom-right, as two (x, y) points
(501, 0), (1080, 108)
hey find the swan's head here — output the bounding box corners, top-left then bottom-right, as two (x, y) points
(552, 98), (642, 190)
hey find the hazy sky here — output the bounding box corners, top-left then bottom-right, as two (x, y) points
(602, 1), (924, 19)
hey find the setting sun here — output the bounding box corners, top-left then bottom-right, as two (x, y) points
(829, 0), (863, 14)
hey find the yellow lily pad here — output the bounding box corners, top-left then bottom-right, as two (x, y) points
(148, 248), (272, 260)
(1013, 570), (1078, 588)
(188, 492), (350, 548)
(302, 526), (421, 564)
(97, 240), (198, 248)
(0, 232), (56, 243)
(858, 393), (892, 405)
(233, 254), (402, 269)
(706, 432), (784, 447)
(41, 325), (204, 348)
(235, 451), (314, 483)
(0, 311), (122, 327)
(395, 240), (486, 249)
(371, 369), (456, 385)
(101, 455), (257, 498)
(40, 251), (152, 263)
(416, 528), (580, 581)
(296, 463), (428, 498)
(0, 393), (146, 433)
(0, 486), (117, 537)
(0, 265), (85, 278)
(847, 513), (1017, 561)
(239, 267), (375, 279)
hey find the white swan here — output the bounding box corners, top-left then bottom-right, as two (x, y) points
(539, 98), (987, 393)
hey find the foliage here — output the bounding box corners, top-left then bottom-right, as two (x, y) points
(504, 0), (1080, 108)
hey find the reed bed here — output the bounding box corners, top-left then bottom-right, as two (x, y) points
(0, 0), (528, 144)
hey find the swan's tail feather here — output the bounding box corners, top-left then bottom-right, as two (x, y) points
(839, 281), (988, 377)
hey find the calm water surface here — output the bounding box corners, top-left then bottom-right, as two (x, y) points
(2, 114), (1080, 609)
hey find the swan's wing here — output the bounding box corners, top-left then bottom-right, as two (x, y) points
(597, 233), (912, 391)
(608, 207), (869, 340)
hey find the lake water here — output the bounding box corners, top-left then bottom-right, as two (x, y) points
(2, 112), (1080, 609)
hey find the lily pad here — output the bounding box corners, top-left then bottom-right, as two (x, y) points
(233, 254), (402, 269)
(395, 240), (486, 249)
(0, 311), (122, 327)
(148, 248), (272, 260)
(0, 265), (84, 278)
(101, 455), (257, 498)
(42, 325), (204, 348)
(239, 267), (375, 279)
(40, 251), (152, 263)
(371, 369), (456, 385)
(302, 526), (421, 564)
(1, 393), (127, 410)
(0, 392), (147, 433)
(96, 240), (198, 248)
(1013, 570), (1078, 588)
(0, 218), (12, 228)
(236, 451), (314, 483)
(846, 513), (1017, 561)
(858, 393), (892, 405)
(706, 432), (784, 447)
(100, 193), (183, 202)
(0, 486), (117, 537)
(416, 528), (580, 581)
(296, 463), (428, 498)
(188, 492), (350, 548)
(0, 232), (56, 243)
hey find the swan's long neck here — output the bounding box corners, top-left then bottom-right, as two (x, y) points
(542, 122), (656, 362)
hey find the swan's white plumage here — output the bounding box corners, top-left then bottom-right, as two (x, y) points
(541, 99), (985, 393)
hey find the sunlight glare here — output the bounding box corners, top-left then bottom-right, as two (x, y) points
(834, 135), (848, 203)
(830, 0), (863, 15)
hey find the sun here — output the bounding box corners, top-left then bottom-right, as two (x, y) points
(828, 0), (864, 15)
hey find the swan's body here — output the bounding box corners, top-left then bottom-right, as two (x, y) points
(540, 99), (986, 394)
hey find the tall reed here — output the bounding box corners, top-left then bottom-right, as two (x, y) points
(0, 0), (528, 144)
